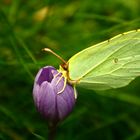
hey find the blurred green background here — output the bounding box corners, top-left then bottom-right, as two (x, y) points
(0, 0), (140, 140)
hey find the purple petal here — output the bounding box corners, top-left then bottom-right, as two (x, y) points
(51, 69), (60, 76)
(56, 96), (69, 120)
(36, 66), (55, 85)
(33, 83), (40, 107)
(51, 72), (63, 93)
(60, 84), (76, 111)
(51, 74), (75, 111)
(38, 81), (57, 122)
(51, 72), (76, 120)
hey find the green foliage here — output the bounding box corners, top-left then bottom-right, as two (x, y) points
(0, 0), (140, 140)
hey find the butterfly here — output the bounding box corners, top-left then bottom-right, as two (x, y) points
(43, 29), (140, 91)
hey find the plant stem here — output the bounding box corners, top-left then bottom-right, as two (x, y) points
(48, 123), (57, 140)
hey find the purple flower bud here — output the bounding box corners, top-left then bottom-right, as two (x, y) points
(33, 66), (76, 124)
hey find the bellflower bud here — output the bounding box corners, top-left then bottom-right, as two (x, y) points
(33, 66), (76, 124)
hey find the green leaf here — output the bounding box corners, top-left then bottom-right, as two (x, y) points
(68, 29), (140, 90)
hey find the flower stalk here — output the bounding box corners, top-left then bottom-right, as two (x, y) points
(48, 123), (57, 140)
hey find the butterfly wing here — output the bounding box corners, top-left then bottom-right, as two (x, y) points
(68, 30), (140, 90)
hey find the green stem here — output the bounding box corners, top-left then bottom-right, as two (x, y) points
(48, 123), (57, 140)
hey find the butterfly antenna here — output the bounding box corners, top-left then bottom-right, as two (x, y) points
(42, 48), (67, 65)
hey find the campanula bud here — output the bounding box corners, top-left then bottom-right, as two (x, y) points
(33, 66), (76, 124)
